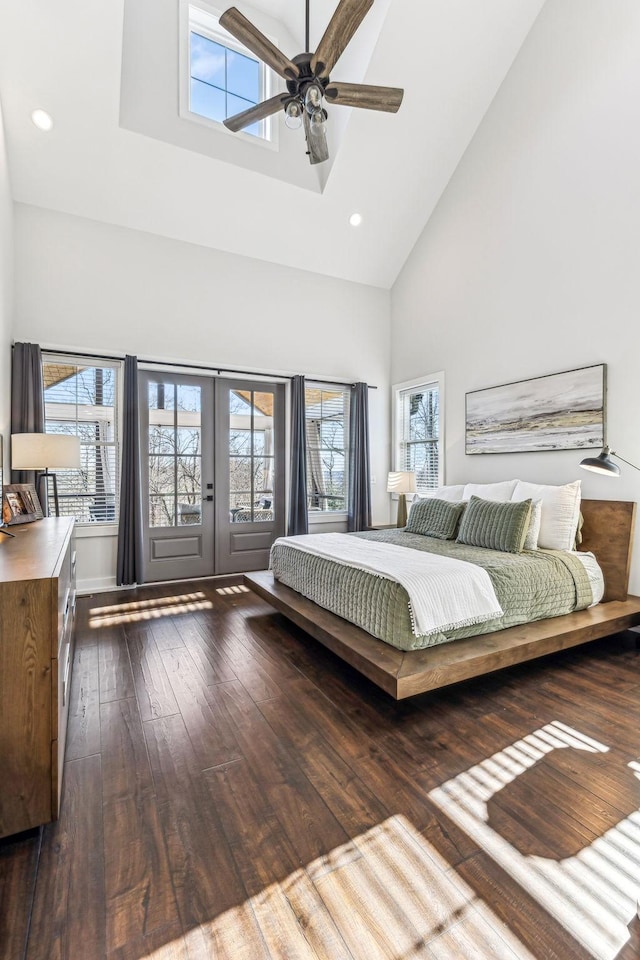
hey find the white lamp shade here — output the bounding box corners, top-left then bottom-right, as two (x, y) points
(12, 433), (81, 470)
(386, 471), (417, 495)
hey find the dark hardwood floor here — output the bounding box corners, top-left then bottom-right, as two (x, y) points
(2, 579), (640, 959)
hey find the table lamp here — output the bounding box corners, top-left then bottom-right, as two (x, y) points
(11, 433), (81, 516)
(387, 471), (417, 527)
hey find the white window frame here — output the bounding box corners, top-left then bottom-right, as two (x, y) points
(305, 381), (350, 523)
(179, 0), (279, 151)
(392, 372), (444, 494)
(42, 353), (124, 527)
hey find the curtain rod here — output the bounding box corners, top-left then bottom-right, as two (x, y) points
(28, 346), (378, 390)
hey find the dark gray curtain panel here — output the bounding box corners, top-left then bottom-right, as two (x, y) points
(10, 342), (45, 493)
(287, 374), (308, 536)
(347, 382), (371, 532)
(116, 355), (144, 585)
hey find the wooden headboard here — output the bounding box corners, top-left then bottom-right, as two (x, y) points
(579, 499), (636, 602)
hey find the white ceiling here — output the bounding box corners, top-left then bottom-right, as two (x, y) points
(0, 0), (545, 288)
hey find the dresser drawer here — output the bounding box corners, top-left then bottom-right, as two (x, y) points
(56, 541), (73, 657)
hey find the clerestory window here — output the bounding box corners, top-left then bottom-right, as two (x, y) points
(184, 4), (274, 141)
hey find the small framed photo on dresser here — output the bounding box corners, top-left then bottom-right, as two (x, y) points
(3, 483), (44, 525)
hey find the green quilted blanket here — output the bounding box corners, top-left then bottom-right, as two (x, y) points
(269, 530), (594, 652)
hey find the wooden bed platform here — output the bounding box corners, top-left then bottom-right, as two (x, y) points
(244, 499), (640, 699)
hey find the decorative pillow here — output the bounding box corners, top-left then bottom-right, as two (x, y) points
(511, 480), (581, 551)
(463, 480), (518, 502)
(415, 484), (465, 502)
(524, 499), (543, 551)
(406, 498), (466, 539)
(457, 496), (532, 553)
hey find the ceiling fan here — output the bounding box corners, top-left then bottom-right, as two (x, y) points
(219, 0), (404, 164)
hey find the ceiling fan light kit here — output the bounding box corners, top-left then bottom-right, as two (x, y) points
(219, 0), (404, 165)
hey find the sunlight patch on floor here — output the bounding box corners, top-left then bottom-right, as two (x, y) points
(216, 584), (250, 595)
(142, 815), (535, 959)
(429, 720), (640, 960)
(88, 592), (212, 627)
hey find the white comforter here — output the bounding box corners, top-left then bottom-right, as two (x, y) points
(272, 533), (503, 638)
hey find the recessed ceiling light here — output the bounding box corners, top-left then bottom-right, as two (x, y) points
(31, 109), (53, 132)
(349, 213), (363, 227)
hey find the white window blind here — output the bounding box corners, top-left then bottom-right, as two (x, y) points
(304, 384), (350, 513)
(42, 356), (121, 522)
(397, 380), (440, 491)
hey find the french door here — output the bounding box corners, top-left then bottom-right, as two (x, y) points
(139, 372), (285, 582)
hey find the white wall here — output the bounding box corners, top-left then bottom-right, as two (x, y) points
(391, 0), (640, 592)
(14, 203), (391, 590)
(0, 96), (12, 458)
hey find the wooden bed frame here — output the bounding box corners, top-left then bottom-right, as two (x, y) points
(244, 499), (640, 699)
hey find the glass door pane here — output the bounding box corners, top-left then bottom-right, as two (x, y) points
(228, 389), (275, 523)
(216, 379), (285, 574)
(148, 381), (202, 527)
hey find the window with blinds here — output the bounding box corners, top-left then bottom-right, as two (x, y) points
(396, 377), (441, 491)
(42, 356), (121, 522)
(305, 384), (350, 513)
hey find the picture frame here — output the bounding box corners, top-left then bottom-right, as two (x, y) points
(3, 483), (44, 525)
(465, 364), (606, 455)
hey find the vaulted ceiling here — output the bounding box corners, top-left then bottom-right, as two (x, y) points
(0, 0), (545, 288)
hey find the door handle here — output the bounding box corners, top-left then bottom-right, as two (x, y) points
(202, 495), (214, 502)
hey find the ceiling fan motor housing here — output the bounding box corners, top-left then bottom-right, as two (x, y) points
(286, 53), (330, 100)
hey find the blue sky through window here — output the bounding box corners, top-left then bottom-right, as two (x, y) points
(189, 32), (262, 137)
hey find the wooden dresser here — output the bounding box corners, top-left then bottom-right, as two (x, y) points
(0, 518), (76, 838)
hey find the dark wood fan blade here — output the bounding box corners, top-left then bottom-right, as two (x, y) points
(311, 0), (373, 79)
(219, 7), (299, 80)
(325, 82), (404, 112)
(303, 111), (329, 165)
(223, 94), (287, 133)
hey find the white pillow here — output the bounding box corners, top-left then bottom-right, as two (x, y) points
(523, 499), (543, 550)
(511, 480), (581, 551)
(415, 484), (465, 502)
(463, 480), (517, 502)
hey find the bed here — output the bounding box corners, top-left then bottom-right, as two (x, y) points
(244, 499), (640, 699)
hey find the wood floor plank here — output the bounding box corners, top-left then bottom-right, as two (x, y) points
(215, 679), (350, 865)
(280, 868), (356, 960)
(172, 617), (238, 686)
(227, 609), (306, 681)
(426, 907), (532, 959)
(100, 697), (179, 952)
(125, 625), (180, 722)
(150, 614), (186, 652)
(0, 829), (40, 960)
(187, 610), (282, 702)
(202, 758), (301, 898)
(258, 695), (391, 836)
(455, 852), (590, 960)
(160, 647), (241, 769)
(98, 625), (135, 702)
(26, 755), (106, 960)
(143, 714), (249, 936)
(65, 635), (101, 761)
(109, 921), (189, 960)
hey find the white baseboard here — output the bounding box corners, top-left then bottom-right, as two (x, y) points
(77, 577), (118, 595)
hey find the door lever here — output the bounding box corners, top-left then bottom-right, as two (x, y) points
(202, 495), (214, 502)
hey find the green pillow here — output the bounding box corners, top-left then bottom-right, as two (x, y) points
(457, 496), (532, 553)
(406, 497), (466, 539)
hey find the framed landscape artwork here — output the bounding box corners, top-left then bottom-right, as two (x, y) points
(465, 364), (606, 455)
